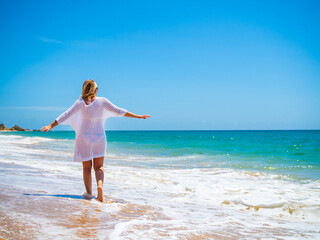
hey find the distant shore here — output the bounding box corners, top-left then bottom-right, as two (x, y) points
(0, 123), (40, 132)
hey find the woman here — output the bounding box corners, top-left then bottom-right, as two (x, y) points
(41, 79), (150, 202)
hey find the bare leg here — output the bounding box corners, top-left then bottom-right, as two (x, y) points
(82, 160), (92, 196)
(94, 157), (104, 202)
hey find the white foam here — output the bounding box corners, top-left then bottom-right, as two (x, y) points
(0, 134), (55, 144)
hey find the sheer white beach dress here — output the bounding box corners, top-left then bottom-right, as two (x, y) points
(55, 97), (127, 162)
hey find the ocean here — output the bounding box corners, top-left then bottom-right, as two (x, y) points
(0, 130), (319, 239)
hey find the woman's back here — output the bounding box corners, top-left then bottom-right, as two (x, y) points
(56, 97), (127, 132)
(56, 96), (127, 162)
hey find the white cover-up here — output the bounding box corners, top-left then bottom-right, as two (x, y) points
(56, 96), (127, 162)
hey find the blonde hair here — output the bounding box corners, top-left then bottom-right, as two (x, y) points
(81, 79), (98, 101)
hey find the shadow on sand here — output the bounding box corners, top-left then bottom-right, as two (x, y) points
(23, 193), (94, 200)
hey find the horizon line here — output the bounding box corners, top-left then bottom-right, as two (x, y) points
(49, 129), (320, 131)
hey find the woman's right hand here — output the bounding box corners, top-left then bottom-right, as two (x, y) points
(41, 125), (52, 132)
(41, 120), (58, 132)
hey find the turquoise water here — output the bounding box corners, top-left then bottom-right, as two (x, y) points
(2, 130), (319, 180)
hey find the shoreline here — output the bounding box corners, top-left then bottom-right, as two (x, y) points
(0, 123), (40, 132)
(0, 129), (34, 132)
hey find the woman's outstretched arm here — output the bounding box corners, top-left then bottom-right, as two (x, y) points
(124, 112), (150, 119)
(41, 120), (58, 132)
(42, 99), (81, 132)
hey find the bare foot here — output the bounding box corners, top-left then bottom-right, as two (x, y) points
(97, 186), (103, 202)
(82, 192), (95, 200)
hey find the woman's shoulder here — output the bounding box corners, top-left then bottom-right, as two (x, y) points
(77, 98), (84, 104)
(96, 96), (107, 99)
(96, 96), (109, 102)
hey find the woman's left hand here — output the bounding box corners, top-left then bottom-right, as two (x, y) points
(124, 112), (150, 119)
(139, 115), (151, 119)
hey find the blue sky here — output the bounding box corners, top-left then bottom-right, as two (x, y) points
(0, 0), (319, 130)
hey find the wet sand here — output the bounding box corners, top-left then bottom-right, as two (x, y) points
(0, 186), (315, 240)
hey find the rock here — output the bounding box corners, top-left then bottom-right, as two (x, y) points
(0, 124), (10, 130)
(0, 123), (38, 131)
(10, 125), (26, 131)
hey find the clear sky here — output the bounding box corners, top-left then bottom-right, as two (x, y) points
(0, 0), (319, 130)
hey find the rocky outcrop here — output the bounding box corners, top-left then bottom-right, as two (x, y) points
(10, 125), (26, 131)
(0, 123), (40, 132)
(0, 124), (10, 131)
